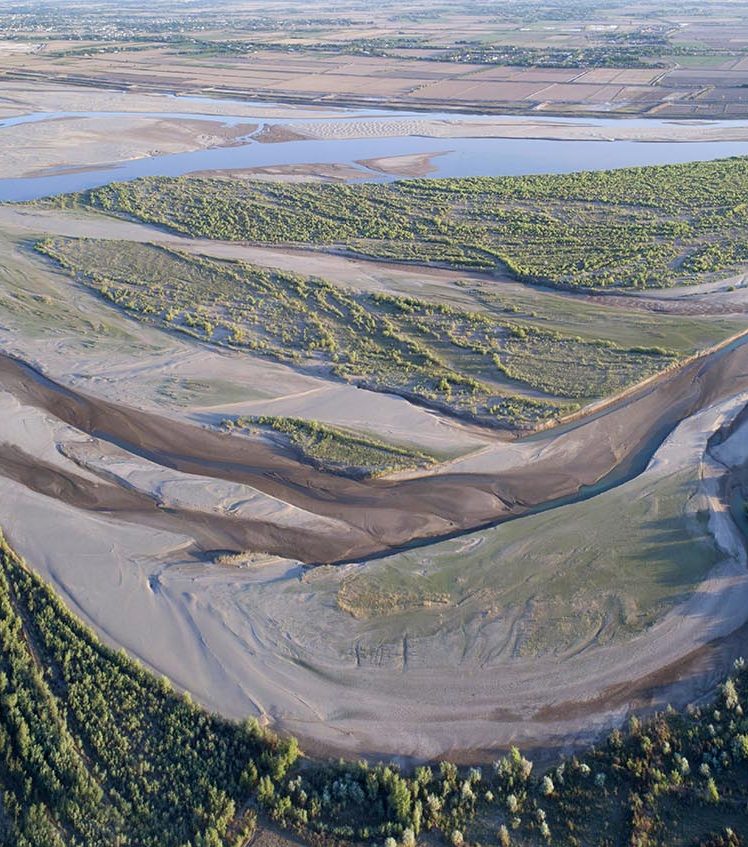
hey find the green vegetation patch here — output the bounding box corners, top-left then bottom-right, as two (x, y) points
(55, 156), (748, 289)
(442, 43), (668, 68)
(456, 278), (746, 354)
(225, 415), (437, 478)
(36, 236), (676, 429)
(335, 465), (717, 655)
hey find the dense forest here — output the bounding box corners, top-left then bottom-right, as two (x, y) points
(53, 157), (748, 290)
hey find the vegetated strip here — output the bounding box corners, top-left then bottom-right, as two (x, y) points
(35, 236), (677, 430)
(48, 156), (748, 290)
(224, 415), (437, 478)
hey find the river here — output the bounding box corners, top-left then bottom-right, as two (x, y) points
(2, 102), (748, 200)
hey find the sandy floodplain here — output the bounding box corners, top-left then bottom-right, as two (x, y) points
(0, 207), (746, 760)
(356, 151), (447, 177)
(0, 79), (360, 178)
(264, 115), (748, 144)
(189, 162), (372, 182)
(0, 203), (746, 757)
(5, 205), (748, 319)
(0, 114), (259, 179)
(0, 362), (746, 760)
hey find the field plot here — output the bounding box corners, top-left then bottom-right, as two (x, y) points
(0, 46), (694, 114)
(5, 0), (748, 117)
(65, 156), (748, 290)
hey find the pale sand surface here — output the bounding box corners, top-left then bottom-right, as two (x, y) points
(356, 151), (447, 177)
(0, 115), (258, 179)
(1, 213), (747, 563)
(0, 79), (366, 177)
(1, 383), (745, 759)
(216, 393), (748, 758)
(5, 79), (748, 183)
(0, 212), (485, 459)
(189, 162), (370, 182)
(201, 153), (450, 181)
(4, 325), (748, 561)
(275, 116), (748, 144)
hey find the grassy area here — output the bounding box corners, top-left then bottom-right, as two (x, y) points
(0, 234), (138, 346)
(456, 280), (747, 355)
(52, 157), (748, 289)
(334, 459), (717, 656)
(226, 415), (437, 478)
(156, 376), (268, 408)
(35, 237), (680, 429)
(2, 531), (748, 846)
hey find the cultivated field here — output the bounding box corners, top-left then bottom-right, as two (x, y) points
(5, 0), (748, 118)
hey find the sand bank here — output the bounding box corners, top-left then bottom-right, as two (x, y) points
(0, 114), (258, 179)
(357, 151), (447, 177)
(1, 377), (746, 759)
(282, 116), (748, 144)
(0, 206), (746, 756)
(188, 162), (370, 183)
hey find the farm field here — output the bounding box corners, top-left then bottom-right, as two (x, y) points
(6, 0), (748, 118)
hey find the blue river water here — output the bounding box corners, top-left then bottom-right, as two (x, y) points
(2, 103), (748, 201)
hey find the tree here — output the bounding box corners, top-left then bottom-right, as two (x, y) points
(705, 778), (720, 805)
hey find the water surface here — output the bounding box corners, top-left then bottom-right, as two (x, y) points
(2, 103), (748, 201)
